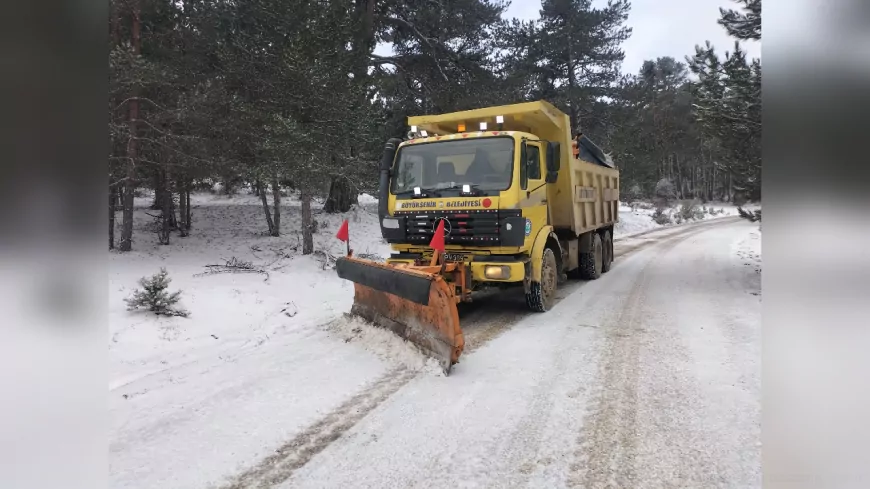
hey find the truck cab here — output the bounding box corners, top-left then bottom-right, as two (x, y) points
(380, 130), (560, 291)
(373, 101), (618, 313)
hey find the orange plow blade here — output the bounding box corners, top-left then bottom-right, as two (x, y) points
(335, 256), (464, 372)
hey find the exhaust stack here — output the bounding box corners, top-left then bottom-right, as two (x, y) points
(377, 138), (401, 221)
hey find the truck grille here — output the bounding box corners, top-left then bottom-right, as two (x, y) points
(393, 209), (522, 246)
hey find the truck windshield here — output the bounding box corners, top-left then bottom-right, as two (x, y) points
(390, 137), (514, 195)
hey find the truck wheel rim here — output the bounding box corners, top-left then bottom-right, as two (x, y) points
(542, 253), (556, 302)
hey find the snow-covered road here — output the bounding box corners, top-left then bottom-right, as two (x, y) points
(212, 218), (761, 489)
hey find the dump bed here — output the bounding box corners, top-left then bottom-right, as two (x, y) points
(408, 100), (619, 236)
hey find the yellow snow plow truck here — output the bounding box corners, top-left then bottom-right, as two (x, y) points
(336, 101), (619, 372)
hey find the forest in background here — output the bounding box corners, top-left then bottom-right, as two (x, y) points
(108, 0), (761, 252)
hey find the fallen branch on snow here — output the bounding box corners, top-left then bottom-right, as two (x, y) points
(194, 256), (270, 281)
(314, 250), (338, 270)
(737, 206), (762, 222)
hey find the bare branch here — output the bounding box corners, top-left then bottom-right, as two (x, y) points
(378, 16), (450, 81)
(113, 96), (170, 112)
(109, 176), (131, 188)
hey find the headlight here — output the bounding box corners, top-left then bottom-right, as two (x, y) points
(484, 265), (511, 279)
(382, 218), (400, 229)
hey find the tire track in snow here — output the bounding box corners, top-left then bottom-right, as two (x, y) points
(569, 258), (648, 488)
(568, 221), (722, 488)
(459, 294), (529, 353)
(612, 216), (740, 258)
(219, 367), (417, 489)
(220, 218), (739, 489)
(459, 218), (739, 354)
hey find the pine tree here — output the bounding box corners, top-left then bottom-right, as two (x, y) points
(718, 0), (761, 41)
(688, 42), (761, 201)
(125, 268), (189, 317)
(105, 0), (763, 255)
(532, 0), (632, 131)
(605, 57), (722, 200)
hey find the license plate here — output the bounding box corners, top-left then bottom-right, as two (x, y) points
(443, 253), (467, 262)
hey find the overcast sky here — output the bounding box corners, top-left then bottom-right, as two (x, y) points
(373, 0), (761, 75)
(504, 0), (762, 75)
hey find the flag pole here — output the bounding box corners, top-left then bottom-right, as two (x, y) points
(336, 219), (352, 257)
(429, 219), (445, 266)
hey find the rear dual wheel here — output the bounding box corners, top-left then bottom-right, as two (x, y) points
(580, 233), (603, 280)
(602, 230), (613, 273)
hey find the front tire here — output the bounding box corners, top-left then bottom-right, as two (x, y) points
(579, 233), (603, 280)
(526, 248), (558, 312)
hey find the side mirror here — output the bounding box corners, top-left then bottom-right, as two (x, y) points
(546, 141), (561, 172)
(379, 138), (400, 171)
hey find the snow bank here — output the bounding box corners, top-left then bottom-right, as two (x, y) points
(109, 194), (392, 388)
(325, 315), (445, 376)
(615, 201), (746, 239)
(358, 193), (379, 205)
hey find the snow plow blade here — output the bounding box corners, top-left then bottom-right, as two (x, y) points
(335, 256), (464, 372)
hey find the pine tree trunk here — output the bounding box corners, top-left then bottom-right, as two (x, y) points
(110, 0), (122, 249)
(323, 175), (357, 213)
(711, 168), (716, 201)
(271, 173), (281, 237)
(151, 172), (163, 210)
(301, 188), (314, 255)
(109, 183), (116, 250)
(690, 165), (696, 199)
(159, 170), (171, 245)
(565, 33), (580, 132)
(168, 177), (178, 230)
(704, 167), (709, 201)
(674, 158), (683, 199)
(728, 170), (733, 202)
(186, 188), (191, 230)
(178, 190), (187, 238)
(110, 0), (122, 241)
(119, 0), (140, 252)
(178, 179), (189, 237)
(120, 173), (135, 251)
(257, 179), (275, 235)
(111, 0), (120, 45)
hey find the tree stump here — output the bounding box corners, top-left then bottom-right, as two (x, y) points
(323, 176), (357, 213)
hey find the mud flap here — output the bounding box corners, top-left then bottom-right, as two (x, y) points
(336, 257), (465, 373)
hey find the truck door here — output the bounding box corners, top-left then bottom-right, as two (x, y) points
(520, 141), (549, 243)
(521, 141), (546, 205)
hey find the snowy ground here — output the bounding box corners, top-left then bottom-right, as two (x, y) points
(278, 220), (762, 489)
(614, 200), (753, 238)
(109, 191), (759, 488)
(109, 193), (401, 489)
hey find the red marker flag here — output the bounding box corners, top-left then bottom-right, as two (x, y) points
(336, 219), (349, 242)
(429, 219), (446, 252)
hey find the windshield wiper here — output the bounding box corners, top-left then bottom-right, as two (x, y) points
(443, 183), (484, 195)
(395, 188), (441, 198)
